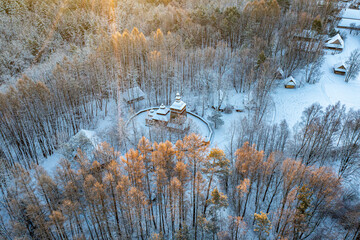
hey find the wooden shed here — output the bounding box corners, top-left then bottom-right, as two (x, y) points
(333, 63), (347, 75)
(284, 76), (297, 89)
(275, 67), (285, 79)
(122, 86), (145, 104)
(325, 34), (344, 50)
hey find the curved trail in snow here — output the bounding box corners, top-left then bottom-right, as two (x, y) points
(320, 79), (332, 105)
(271, 97), (276, 124)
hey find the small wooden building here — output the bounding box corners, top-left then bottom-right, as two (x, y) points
(338, 9), (360, 30)
(275, 67), (285, 79)
(338, 18), (360, 30)
(333, 63), (347, 75)
(284, 76), (297, 89)
(325, 34), (344, 50)
(122, 86), (145, 104)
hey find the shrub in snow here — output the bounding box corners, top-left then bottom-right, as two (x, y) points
(345, 49), (360, 83)
(224, 105), (233, 114)
(208, 110), (224, 129)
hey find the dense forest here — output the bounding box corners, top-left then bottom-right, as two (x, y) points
(1, 0), (360, 239)
(0, 0), (340, 168)
(0, 135), (348, 239)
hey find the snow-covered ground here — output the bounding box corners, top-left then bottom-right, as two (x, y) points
(211, 111), (244, 148)
(273, 30), (360, 127)
(41, 152), (65, 174)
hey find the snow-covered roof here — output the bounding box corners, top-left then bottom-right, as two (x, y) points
(334, 62), (347, 67)
(338, 18), (360, 29)
(284, 76), (296, 85)
(152, 114), (169, 122)
(170, 93), (186, 111)
(122, 86), (145, 102)
(62, 129), (100, 159)
(146, 109), (156, 122)
(147, 108), (155, 118)
(325, 34), (344, 49)
(340, 9), (360, 20)
(275, 67), (285, 79)
(156, 104), (170, 115)
(146, 108), (169, 122)
(334, 62), (348, 70)
(277, 67), (284, 76)
(171, 101), (186, 111)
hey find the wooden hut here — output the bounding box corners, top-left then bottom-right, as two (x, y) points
(275, 67), (285, 79)
(333, 63), (347, 75)
(284, 76), (297, 89)
(325, 34), (344, 50)
(122, 86), (145, 104)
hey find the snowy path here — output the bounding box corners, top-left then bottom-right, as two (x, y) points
(320, 79), (332, 104)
